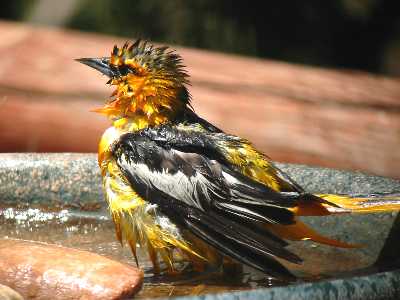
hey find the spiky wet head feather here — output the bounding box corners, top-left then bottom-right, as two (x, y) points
(95, 40), (191, 121)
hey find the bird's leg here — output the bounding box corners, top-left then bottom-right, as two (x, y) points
(147, 242), (161, 274)
(222, 256), (243, 276)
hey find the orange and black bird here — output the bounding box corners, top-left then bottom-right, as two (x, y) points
(77, 40), (400, 280)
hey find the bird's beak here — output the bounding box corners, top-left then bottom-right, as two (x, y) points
(75, 57), (113, 77)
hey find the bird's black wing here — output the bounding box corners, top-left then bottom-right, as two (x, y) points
(114, 128), (299, 222)
(112, 128), (302, 279)
(139, 123), (306, 194)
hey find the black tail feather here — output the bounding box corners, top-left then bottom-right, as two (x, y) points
(182, 208), (298, 280)
(155, 194), (301, 280)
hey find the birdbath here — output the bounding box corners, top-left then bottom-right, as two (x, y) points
(1, 153), (400, 299)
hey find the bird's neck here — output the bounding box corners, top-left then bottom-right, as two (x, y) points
(97, 96), (183, 170)
(112, 113), (168, 132)
(96, 84), (189, 132)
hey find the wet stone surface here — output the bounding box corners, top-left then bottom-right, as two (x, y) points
(0, 153), (104, 210)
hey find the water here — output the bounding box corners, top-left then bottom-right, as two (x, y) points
(0, 207), (269, 298)
(0, 206), (391, 298)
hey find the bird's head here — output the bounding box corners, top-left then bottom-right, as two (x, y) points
(77, 40), (191, 124)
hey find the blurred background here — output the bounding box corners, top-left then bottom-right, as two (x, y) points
(2, 0), (400, 75)
(0, 0), (399, 178)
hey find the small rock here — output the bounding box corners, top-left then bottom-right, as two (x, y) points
(0, 239), (143, 299)
(0, 284), (24, 300)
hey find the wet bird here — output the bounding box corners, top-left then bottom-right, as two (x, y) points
(77, 40), (400, 280)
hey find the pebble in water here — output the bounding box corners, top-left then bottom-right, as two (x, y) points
(0, 239), (143, 300)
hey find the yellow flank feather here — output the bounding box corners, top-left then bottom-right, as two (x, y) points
(102, 157), (206, 273)
(222, 142), (293, 191)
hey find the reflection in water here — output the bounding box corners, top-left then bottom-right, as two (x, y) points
(2, 208), (70, 224)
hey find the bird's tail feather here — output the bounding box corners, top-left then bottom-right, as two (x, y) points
(273, 192), (400, 249)
(291, 193), (400, 216)
(266, 219), (361, 248)
(317, 193), (400, 213)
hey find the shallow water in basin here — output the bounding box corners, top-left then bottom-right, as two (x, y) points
(0, 206), (394, 298)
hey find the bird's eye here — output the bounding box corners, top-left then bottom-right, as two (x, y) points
(119, 65), (129, 76)
(118, 65), (140, 76)
(109, 65), (120, 77)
